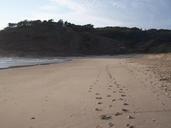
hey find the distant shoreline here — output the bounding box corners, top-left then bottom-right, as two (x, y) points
(0, 54), (146, 70)
(0, 62), (61, 70)
(0, 53), (167, 70)
(0, 58), (72, 70)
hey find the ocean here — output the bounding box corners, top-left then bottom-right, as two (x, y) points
(0, 57), (70, 69)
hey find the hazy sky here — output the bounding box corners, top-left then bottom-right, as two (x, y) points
(0, 0), (171, 29)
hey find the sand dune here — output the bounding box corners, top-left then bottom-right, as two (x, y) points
(0, 56), (170, 128)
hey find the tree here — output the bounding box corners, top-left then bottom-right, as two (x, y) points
(48, 19), (54, 23)
(32, 20), (42, 25)
(17, 20), (30, 27)
(57, 19), (64, 26)
(83, 24), (94, 31)
(8, 23), (17, 28)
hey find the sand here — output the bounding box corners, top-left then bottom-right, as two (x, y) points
(0, 56), (170, 128)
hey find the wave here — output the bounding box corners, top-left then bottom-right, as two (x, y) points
(0, 57), (71, 69)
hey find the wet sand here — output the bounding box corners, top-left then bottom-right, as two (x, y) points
(0, 56), (170, 128)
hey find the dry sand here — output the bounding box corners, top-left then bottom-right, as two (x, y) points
(0, 55), (171, 128)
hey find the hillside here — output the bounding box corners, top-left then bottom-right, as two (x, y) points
(0, 20), (171, 57)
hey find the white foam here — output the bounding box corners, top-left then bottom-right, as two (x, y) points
(0, 57), (70, 69)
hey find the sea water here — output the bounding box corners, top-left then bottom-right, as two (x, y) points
(0, 57), (70, 69)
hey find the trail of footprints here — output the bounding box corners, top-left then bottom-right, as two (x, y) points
(88, 71), (136, 128)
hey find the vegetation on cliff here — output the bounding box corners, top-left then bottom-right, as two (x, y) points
(0, 19), (170, 56)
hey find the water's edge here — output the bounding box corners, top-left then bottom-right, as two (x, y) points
(0, 57), (72, 70)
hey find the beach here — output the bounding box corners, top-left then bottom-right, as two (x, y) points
(0, 55), (170, 128)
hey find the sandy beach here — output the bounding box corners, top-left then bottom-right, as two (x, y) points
(0, 55), (171, 128)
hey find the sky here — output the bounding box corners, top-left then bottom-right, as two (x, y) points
(0, 0), (171, 30)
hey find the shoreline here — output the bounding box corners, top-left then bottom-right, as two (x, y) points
(0, 53), (169, 70)
(0, 54), (162, 70)
(0, 58), (72, 70)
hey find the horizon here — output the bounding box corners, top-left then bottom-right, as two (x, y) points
(0, 0), (171, 30)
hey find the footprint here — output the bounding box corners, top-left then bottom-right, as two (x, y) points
(118, 98), (124, 101)
(100, 114), (112, 120)
(116, 85), (120, 88)
(30, 117), (36, 120)
(44, 96), (49, 102)
(116, 83), (120, 86)
(115, 112), (122, 116)
(122, 108), (129, 112)
(112, 99), (116, 102)
(113, 82), (117, 85)
(108, 122), (114, 127)
(121, 94), (126, 97)
(98, 102), (103, 105)
(95, 93), (100, 95)
(96, 125), (102, 128)
(119, 91), (124, 94)
(123, 103), (129, 106)
(107, 95), (111, 97)
(126, 124), (135, 128)
(45, 99), (48, 102)
(128, 115), (135, 119)
(95, 108), (102, 112)
(96, 97), (103, 100)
